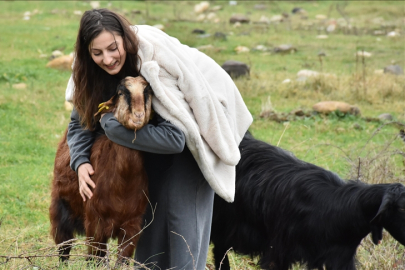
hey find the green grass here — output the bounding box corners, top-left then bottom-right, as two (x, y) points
(0, 1), (404, 269)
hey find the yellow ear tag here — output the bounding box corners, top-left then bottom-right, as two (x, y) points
(96, 103), (110, 114)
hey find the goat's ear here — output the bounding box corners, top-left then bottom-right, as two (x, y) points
(370, 193), (392, 245)
(94, 94), (117, 117)
(144, 84), (153, 96)
(371, 193), (392, 224)
(143, 84), (153, 123)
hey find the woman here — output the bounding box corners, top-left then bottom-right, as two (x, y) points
(66, 8), (252, 269)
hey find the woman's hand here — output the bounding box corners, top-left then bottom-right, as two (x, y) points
(77, 163), (96, 201)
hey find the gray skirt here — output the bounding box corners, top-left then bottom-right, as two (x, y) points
(135, 146), (214, 270)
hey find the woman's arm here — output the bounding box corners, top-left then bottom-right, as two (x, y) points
(67, 108), (97, 201)
(100, 113), (186, 153)
(67, 108), (96, 172)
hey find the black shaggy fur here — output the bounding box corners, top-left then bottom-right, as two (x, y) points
(211, 134), (405, 270)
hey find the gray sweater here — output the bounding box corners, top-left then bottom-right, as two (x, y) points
(67, 109), (186, 172)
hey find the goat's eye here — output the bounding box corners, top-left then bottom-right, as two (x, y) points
(118, 92), (123, 96)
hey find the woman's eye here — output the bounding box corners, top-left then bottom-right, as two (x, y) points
(110, 47), (117, 51)
(93, 53), (101, 56)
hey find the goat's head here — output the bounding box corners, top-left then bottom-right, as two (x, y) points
(95, 76), (153, 131)
(370, 183), (405, 246)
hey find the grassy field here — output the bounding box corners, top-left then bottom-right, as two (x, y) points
(0, 1), (404, 269)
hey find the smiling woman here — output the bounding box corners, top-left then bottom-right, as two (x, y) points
(61, 7), (252, 270)
(89, 30), (126, 75)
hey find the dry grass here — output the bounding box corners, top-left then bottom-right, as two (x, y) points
(236, 72), (405, 117)
(0, 238), (150, 270)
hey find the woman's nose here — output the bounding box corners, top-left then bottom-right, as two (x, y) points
(103, 53), (113, 65)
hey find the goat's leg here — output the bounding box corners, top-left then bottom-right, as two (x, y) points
(86, 241), (108, 267)
(325, 258), (356, 270)
(262, 253), (289, 270)
(259, 249), (289, 270)
(267, 262), (290, 270)
(50, 198), (80, 262)
(85, 227), (108, 266)
(115, 223), (141, 266)
(212, 243), (231, 270)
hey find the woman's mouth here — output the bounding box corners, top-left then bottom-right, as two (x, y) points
(106, 62), (118, 70)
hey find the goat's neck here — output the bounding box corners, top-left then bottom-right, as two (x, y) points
(331, 183), (387, 234)
(358, 183), (388, 220)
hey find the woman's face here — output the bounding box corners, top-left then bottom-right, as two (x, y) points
(89, 30), (126, 75)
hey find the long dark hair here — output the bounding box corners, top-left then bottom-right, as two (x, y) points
(73, 9), (140, 130)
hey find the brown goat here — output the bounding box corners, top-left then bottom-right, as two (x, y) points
(49, 76), (152, 265)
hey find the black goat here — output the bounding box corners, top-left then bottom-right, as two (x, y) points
(211, 134), (405, 270)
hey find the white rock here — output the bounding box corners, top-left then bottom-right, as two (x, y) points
(12, 83), (27, 90)
(282, 79), (291, 84)
(194, 1), (210, 13)
(315, 14), (327, 20)
(372, 17), (384, 24)
(253, 45), (268, 51)
(51, 50), (64, 58)
(297, 69), (336, 79)
(197, 44), (214, 51)
(373, 30), (385, 36)
(374, 69), (384, 74)
(210, 5), (222, 12)
(387, 31), (400, 37)
(229, 1), (237, 6)
(297, 69), (319, 77)
(259, 15), (270, 24)
(326, 22), (336, 32)
(196, 14), (206, 22)
(207, 12), (217, 20)
(356, 51), (372, 57)
(153, 24), (165, 31)
(316, 35), (328, 39)
(73, 10), (83, 16)
(235, 46), (250, 53)
(90, 1), (100, 9)
(270, 15), (283, 23)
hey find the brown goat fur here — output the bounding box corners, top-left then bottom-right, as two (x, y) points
(49, 76), (152, 264)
